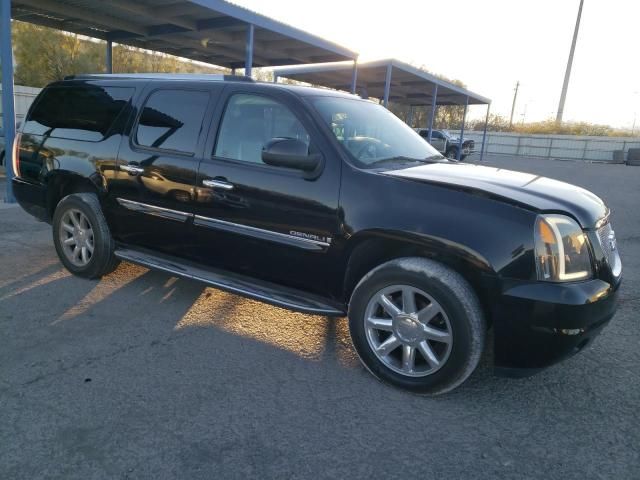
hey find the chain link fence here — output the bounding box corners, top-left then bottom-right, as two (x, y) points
(456, 131), (640, 163)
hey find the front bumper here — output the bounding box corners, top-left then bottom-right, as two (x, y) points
(492, 277), (620, 376)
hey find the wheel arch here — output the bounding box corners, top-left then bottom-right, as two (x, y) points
(342, 230), (498, 322)
(45, 171), (104, 221)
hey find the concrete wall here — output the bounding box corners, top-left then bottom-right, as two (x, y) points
(460, 131), (640, 163)
(0, 84), (41, 127)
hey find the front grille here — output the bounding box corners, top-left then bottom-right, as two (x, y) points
(597, 222), (622, 276)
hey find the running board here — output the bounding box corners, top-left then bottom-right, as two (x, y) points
(114, 247), (345, 316)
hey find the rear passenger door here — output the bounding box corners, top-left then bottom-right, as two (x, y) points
(112, 84), (219, 257)
(192, 87), (342, 297)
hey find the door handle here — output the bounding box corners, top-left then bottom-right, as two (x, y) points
(120, 164), (144, 175)
(203, 178), (234, 190)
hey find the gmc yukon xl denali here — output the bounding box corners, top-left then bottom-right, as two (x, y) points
(11, 74), (622, 394)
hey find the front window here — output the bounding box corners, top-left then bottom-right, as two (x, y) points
(214, 94), (310, 165)
(310, 96), (443, 169)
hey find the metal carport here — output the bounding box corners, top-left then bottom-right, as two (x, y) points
(273, 58), (491, 162)
(0, 0), (357, 202)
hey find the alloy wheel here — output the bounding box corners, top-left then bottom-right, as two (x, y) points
(364, 285), (453, 377)
(59, 208), (95, 267)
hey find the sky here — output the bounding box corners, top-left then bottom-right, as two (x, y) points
(235, 0), (639, 128)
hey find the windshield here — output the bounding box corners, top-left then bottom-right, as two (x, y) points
(310, 96), (444, 168)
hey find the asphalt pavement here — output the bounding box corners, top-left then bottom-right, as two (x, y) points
(1, 156), (638, 479)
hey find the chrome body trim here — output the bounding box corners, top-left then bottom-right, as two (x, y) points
(115, 198), (331, 250)
(193, 215), (330, 251)
(116, 198), (191, 223)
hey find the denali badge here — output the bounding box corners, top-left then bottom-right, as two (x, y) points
(290, 231), (332, 244)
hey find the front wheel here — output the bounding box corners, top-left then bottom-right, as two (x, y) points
(446, 147), (459, 161)
(348, 257), (486, 395)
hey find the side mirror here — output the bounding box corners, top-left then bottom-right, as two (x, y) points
(262, 138), (321, 172)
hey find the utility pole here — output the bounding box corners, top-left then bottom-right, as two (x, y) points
(509, 81), (519, 128)
(556, 0), (584, 123)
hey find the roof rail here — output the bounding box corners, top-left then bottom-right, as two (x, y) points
(63, 73), (255, 82)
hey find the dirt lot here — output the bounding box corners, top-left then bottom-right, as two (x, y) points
(1, 156), (638, 479)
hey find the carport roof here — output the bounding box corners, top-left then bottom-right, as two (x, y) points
(10, 0), (357, 68)
(273, 58), (490, 106)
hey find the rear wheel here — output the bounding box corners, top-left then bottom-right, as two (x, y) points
(52, 193), (119, 279)
(348, 257), (486, 394)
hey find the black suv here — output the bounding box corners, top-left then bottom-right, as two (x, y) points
(12, 74), (621, 394)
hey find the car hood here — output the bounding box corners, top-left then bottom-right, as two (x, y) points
(384, 162), (608, 228)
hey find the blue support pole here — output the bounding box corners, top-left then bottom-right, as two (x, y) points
(1, 0), (16, 203)
(427, 84), (438, 143)
(350, 58), (358, 94)
(383, 63), (392, 108)
(106, 40), (113, 73)
(245, 23), (254, 78)
(480, 103), (491, 162)
(407, 105), (414, 127)
(231, 67), (236, 75)
(272, 74), (278, 83)
(457, 95), (469, 161)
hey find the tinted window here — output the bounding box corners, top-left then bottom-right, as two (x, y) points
(214, 94), (310, 164)
(135, 89), (209, 155)
(23, 85), (134, 141)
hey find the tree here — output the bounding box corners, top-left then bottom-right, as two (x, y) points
(12, 21), (103, 86)
(10, 21), (225, 88)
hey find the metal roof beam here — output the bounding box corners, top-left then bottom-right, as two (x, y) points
(155, 2), (205, 17)
(197, 16), (246, 30)
(18, 0), (146, 36)
(188, 0), (356, 59)
(12, 7), (109, 39)
(103, 0), (198, 31)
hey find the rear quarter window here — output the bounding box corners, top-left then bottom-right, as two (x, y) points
(23, 85), (134, 142)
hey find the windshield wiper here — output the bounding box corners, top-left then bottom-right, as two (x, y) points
(369, 154), (443, 166)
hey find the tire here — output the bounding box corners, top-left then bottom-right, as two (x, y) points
(446, 147), (459, 161)
(348, 257), (486, 395)
(52, 193), (119, 279)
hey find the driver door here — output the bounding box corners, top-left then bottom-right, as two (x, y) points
(190, 87), (342, 297)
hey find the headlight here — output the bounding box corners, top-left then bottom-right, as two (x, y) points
(534, 214), (592, 282)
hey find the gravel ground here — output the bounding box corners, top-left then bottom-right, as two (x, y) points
(1, 156), (638, 479)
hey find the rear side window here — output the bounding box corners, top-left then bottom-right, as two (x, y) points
(23, 85), (134, 141)
(214, 94), (310, 164)
(135, 89), (209, 155)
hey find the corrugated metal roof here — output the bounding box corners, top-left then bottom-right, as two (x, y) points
(274, 59), (490, 106)
(11, 0), (357, 68)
